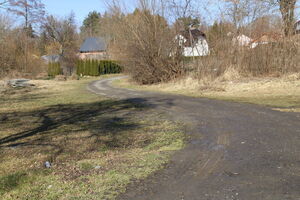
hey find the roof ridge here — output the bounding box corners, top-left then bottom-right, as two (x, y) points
(79, 37), (107, 53)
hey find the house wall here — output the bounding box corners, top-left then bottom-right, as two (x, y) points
(79, 51), (108, 60)
(232, 35), (252, 46)
(183, 39), (210, 57)
(296, 22), (300, 34)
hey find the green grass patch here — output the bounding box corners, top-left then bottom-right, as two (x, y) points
(0, 76), (185, 199)
(0, 172), (28, 195)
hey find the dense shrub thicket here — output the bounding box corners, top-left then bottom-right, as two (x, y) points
(48, 62), (62, 77)
(108, 9), (183, 84)
(76, 60), (122, 76)
(193, 38), (300, 80)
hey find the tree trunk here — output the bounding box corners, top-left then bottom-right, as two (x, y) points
(279, 0), (297, 36)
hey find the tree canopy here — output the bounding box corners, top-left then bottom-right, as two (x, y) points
(7, 0), (45, 28)
(81, 11), (102, 37)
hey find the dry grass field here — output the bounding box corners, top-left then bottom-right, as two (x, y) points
(114, 73), (300, 112)
(0, 76), (185, 200)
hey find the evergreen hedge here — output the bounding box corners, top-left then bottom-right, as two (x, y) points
(76, 60), (122, 76)
(48, 62), (62, 77)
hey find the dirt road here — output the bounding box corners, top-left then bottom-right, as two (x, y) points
(88, 76), (300, 200)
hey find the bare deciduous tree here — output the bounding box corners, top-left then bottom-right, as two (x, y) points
(249, 15), (282, 37)
(0, 0), (12, 10)
(261, 0), (298, 36)
(0, 13), (13, 34)
(0, 19), (45, 78)
(0, 0), (7, 4)
(277, 0), (297, 36)
(42, 14), (79, 75)
(167, 0), (194, 18)
(224, 0), (272, 29)
(7, 0), (45, 28)
(43, 14), (77, 55)
(106, 0), (184, 84)
(4, 0), (45, 72)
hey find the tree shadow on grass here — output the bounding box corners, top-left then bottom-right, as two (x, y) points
(0, 87), (45, 104)
(0, 98), (154, 160)
(0, 172), (28, 196)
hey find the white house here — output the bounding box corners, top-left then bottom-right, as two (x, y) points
(295, 20), (300, 34)
(176, 28), (210, 57)
(232, 34), (252, 47)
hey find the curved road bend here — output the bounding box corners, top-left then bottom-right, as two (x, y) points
(88, 76), (300, 200)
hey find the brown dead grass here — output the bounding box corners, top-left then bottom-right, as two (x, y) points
(114, 72), (300, 112)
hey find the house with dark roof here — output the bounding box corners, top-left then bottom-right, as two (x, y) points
(176, 28), (210, 57)
(79, 37), (108, 60)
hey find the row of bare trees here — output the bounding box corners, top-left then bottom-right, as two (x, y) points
(0, 0), (299, 80)
(99, 0), (298, 84)
(277, 0), (298, 36)
(0, 0), (79, 78)
(224, 0), (298, 36)
(198, 0), (299, 79)
(0, 0), (45, 76)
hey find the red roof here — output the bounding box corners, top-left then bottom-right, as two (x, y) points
(251, 33), (283, 44)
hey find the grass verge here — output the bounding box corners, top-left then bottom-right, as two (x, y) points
(0, 76), (185, 200)
(113, 75), (300, 112)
